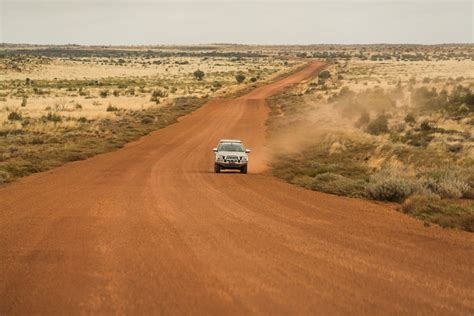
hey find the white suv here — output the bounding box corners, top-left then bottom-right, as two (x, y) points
(213, 139), (251, 174)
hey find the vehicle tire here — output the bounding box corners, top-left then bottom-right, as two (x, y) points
(214, 163), (221, 173)
(240, 165), (247, 174)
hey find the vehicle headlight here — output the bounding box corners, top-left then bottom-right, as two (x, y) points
(217, 155), (225, 160)
(241, 156), (247, 161)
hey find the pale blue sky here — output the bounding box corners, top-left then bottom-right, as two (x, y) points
(1, 1), (472, 45)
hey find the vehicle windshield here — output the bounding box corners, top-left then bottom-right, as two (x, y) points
(218, 143), (245, 152)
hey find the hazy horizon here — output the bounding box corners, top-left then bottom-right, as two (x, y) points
(1, 1), (473, 45)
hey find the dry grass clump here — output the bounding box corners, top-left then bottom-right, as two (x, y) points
(422, 168), (471, 199)
(367, 166), (420, 202)
(0, 170), (10, 183)
(401, 195), (474, 231)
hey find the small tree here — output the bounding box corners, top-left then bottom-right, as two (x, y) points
(193, 70), (205, 81)
(21, 97), (28, 107)
(235, 74), (246, 84)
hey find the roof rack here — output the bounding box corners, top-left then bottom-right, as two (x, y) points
(219, 139), (241, 143)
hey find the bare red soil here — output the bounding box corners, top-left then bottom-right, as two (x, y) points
(1, 62), (473, 314)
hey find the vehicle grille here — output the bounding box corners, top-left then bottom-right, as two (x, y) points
(226, 155), (239, 162)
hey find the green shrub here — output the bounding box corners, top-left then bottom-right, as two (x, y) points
(141, 116), (154, 124)
(308, 173), (366, 197)
(106, 105), (118, 112)
(402, 194), (474, 231)
(462, 216), (474, 232)
(0, 170), (10, 183)
(150, 89), (167, 104)
(447, 143), (463, 153)
(318, 70), (331, 79)
(401, 194), (441, 216)
(420, 120), (433, 131)
(21, 97), (28, 107)
(235, 74), (246, 84)
(43, 112), (62, 122)
(126, 88), (135, 96)
(99, 90), (109, 98)
(30, 137), (44, 145)
(404, 112), (416, 124)
(422, 168), (471, 199)
(193, 70), (205, 81)
(8, 111), (22, 121)
(436, 179), (469, 199)
(367, 168), (419, 202)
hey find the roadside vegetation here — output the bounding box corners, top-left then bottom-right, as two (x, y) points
(267, 46), (474, 232)
(0, 44), (303, 183)
(0, 97), (206, 183)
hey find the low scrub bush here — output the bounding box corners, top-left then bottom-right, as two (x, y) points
(404, 112), (416, 124)
(100, 90), (109, 98)
(150, 89), (167, 104)
(106, 104), (119, 112)
(235, 74), (246, 83)
(0, 170), (10, 184)
(193, 70), (205, 81)
(8, 111), (22, 121)
(402, 194), (474, 232)
(308, 172), (366, 197)
(367, 167), (419, 202)
(43, 112), (62, 122)
(422, 168), (471, 199)
(141, 116), (154, 124)
(366, 114), (389, 135)
(436, 179), (470, 199)
(318, 70), (331, 79)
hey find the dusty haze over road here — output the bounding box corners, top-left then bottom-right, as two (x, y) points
(0, 62), (473, 314)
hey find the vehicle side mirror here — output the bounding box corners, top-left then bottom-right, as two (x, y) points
(213, 148), (218, 152)
(245, 149), (251, 153)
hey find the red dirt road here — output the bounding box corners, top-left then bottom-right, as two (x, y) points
(1, 62), (473, 314)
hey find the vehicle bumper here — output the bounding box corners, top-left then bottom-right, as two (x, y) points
(216, 162), (247, 169)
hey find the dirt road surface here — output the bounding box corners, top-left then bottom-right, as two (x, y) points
(1, 62), (473, 314)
